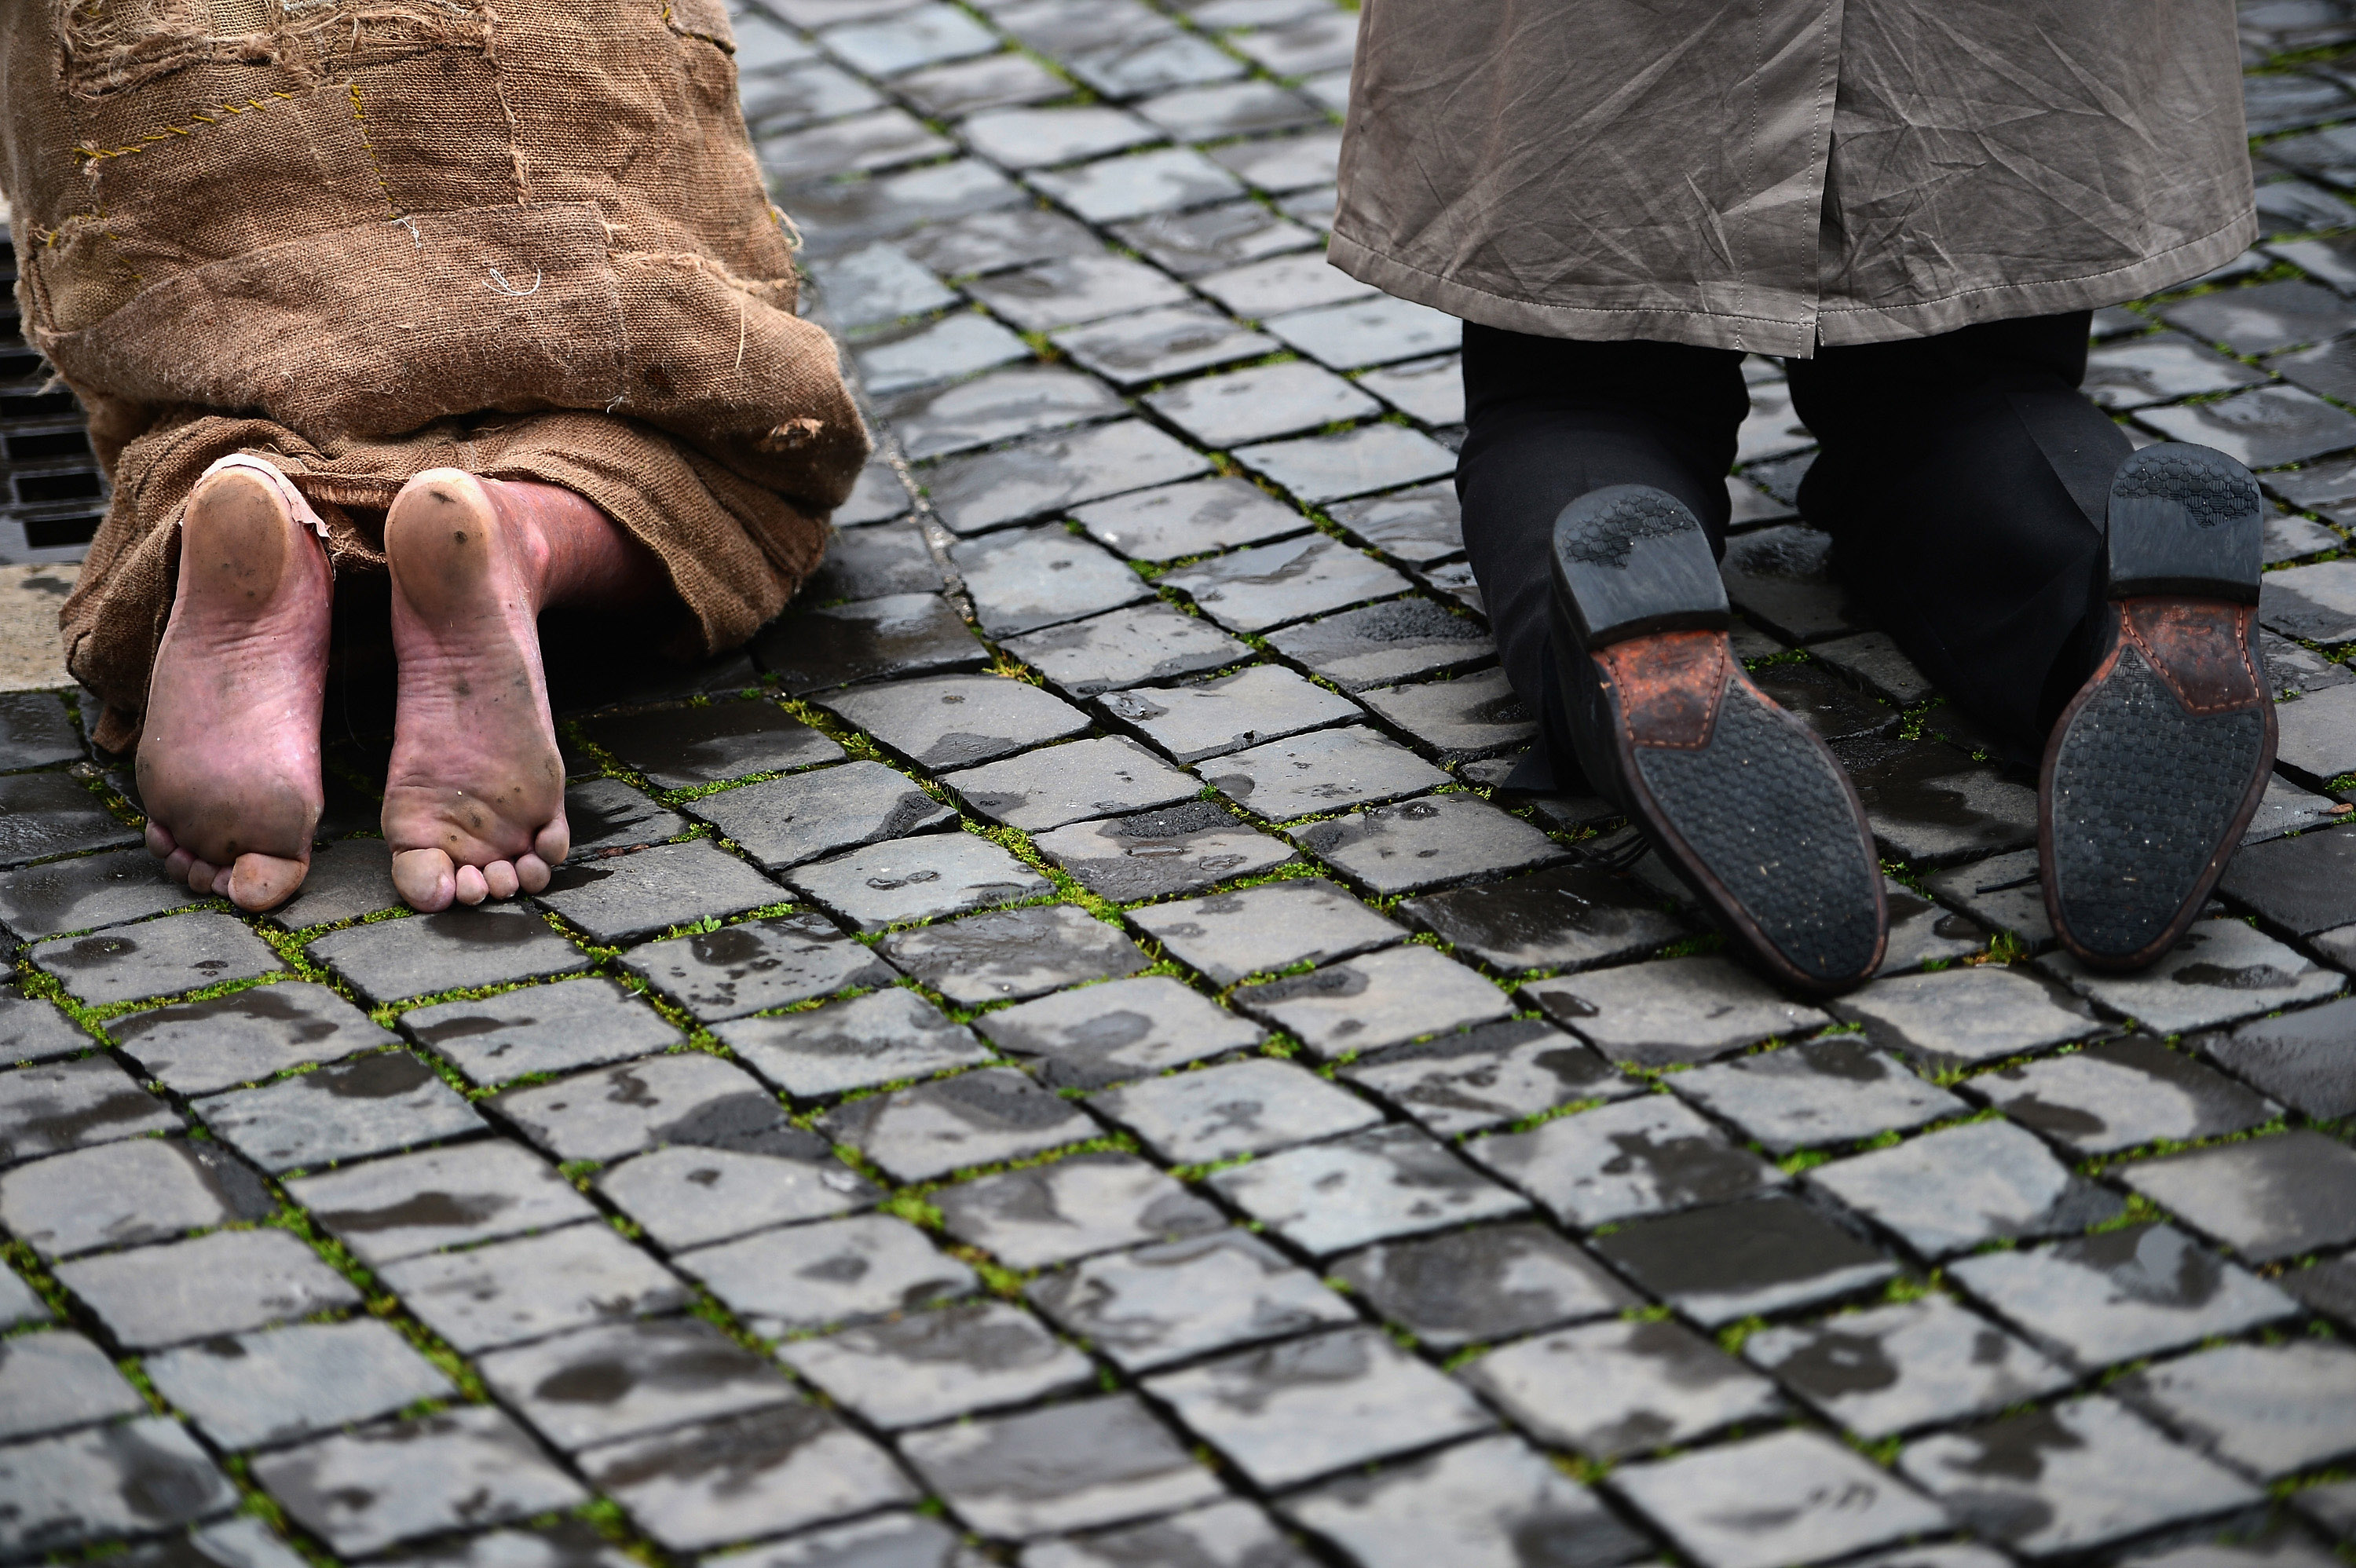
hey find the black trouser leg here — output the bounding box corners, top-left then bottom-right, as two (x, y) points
(1787, 313), (2128, 769)
(1456, 324), (1749, 791)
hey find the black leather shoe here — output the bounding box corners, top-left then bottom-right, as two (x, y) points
(1550, 485), (1886, 995)
(2042, 443), (2275, 970)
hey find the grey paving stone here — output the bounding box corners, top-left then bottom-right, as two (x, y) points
(1031, 799), (1298, 901)
(898, 49), (1067, 115)
(0, 1055), (178, 1164)
(730, 1513), (976, 1568)
(927, 420), (1213, 535)
(788, 832), (1052, 932)
(399, 978), (684, 1087)
(2274, 681), (2356, 786)
(371, 1522), (635, 1568)
(1355, 353), (1466, 429)
(2119, 1338), (2356, 1482)
(1026, 1228), (1354, 1372)
(288, 1139), (596, 1267)
(974, 974), (1264, 1089)
(538, 840), (789, 945)
(851, 313), (1032, 396)
(1332, 1221), (1636, 1351)
(780, 1299), (1095, 1429)
(901, 1393), (1224, 1540)
(493, 1053), (790, 1163)
(145, 1319), (453, 1452)
(1101, 663), (1360, 765)
(1026, 1500), (1315, 1568)
(1900, 1395), (2261, 1559)
(1743, 1295), (2073, 1440)
(680, 1214), (976, 1335)
(1746, 660), (1901, 746)
(1202, 723), (1452, 821)
(1807, 1118), (2124, 1259)
(0, 1264), (47, 1329)
(937, 1150), (1223, 1267)
(901, 207), (1098, 278)
(821, 3), (997, 74)
(583, 1402), (915, 1553)
(1235, 425), (1458, 506)
(884, 902), (1152, 1005)
(1064, 28), (1243, 97)
(1008, 603), (1254, 700)
(2245, 773), (2346, 844)
(881, 367), (1125, 462)
(1264, 597), (1494, 691)
(2163, 278), (2356, 354)
(0, 1136), (272, 1259)
(1286, 1432), (1646, 1568)
(1525, 954), (1833, 1067)
(1811, 630), (1936, 706)
(306, 905), (588, 1006)
(2263, 635), (2356, 707)
(1030, 148), (1246, 225)
(0, 1330), (146, 1442)
(1464, 1315), (1783, 1460)
(820, 1065), (1099, 1180)
(943, 735), (1202, 832)
(2117, 1129), (2356, 1261)
(2260, 557), (2356, 643)
(2138, 384), (2356, 468)
(1970, 1036), (2279, 1156)
(119, 1512), (322, 1568)
(821, 673), (1089, 771)
(1191, 251), (1370, 320)
(718, 985), (990, 1099)
(2082, 333), (2270, 409)
(1838, 736), (2041, 861)
(196, 1051), (484, 1173)
(836, 459), (916, 527)
(1129, 877), (1401, 985)
(578, 701), (843, 790)
(1072, 475), (1308, 562)
(1466, 1096), (1786, 1231)
(1340, 1018), (1640, 1136)
(480, 1317), (795, 1451)
(619, 912), (897, 1022)
(1208, 1123), (1526, 1255)
(806, 241), (960, 331)
(2197, 994), (2356, 1119)
(688, 760), (955, 872)
(557, 777), (687, 860)
(1145, 1325), (1493, 1491)
(267, 837), (401, 930)
(1922, 848), (2055, 950)
(754, 594), (988, 695)
(251, 1407), (589, 1557)
(2219, 821), (2356, 935)
(953, 526), (1154, 637)
(1089, 1058), (1379, 1161)
(1878, 876), (1989, 973)
(759, 107), (953, 177)
(378, 1222), (692, 1353)
(1164, 532), (1415, 634)
(1710, 522), (1855, 643)
(0, 1417), (237, 1559)
(32, 912), (284, 1007)
(786, 155), (1026, 258)
(1614, 1429), (1947, 1568)
(1291, 794), (1566, 895)
(1, 989), (90, 1065)
(741, 61), (886, 132)
(960, 104), (1160, 170)
(0, 846), (207, 943)
(1832, 964), (2098, 1066)
(1205, 126), (1342, 192)
(1112, 198), (1320, 278)
(0, 771), (137, 868)
(1323, 485), (1464, 570)
(1413, 557), (1480, 611)
(598, 1140), (876, 1253)
(0, 692), (80, 772)
(1667, 1037), (1965, 1154)
(2038, 918), (2343, 1032)
(1354, 671), (1533, 762)
(52, 1229), (360, 1350)
(1231, 944), (1513, 1058)
(1949, 1223), (2299, 1369)
(1590, 1194), (1897, 1325)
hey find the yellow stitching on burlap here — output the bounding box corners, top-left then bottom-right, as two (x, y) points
(71, 93), (298, 169)
(346, 81), (401, 219)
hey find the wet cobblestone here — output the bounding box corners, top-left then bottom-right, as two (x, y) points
(5, 2), (2356, 1564)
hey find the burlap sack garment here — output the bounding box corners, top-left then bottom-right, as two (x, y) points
(0, 0), (869, 751)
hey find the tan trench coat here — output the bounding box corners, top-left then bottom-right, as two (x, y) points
(1331, 0), (2256, 356)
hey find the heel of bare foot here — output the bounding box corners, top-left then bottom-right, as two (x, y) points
(137, 464), (331, 914)
(382, 470), (576, 912)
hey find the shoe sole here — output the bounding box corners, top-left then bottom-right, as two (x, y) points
(2043, 444), (2275, 970)
(1553, 487), (1886, 993)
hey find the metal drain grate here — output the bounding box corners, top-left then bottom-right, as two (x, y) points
(0, 224), (109, 565)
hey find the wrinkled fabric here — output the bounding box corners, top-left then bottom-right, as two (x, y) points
(1332, 0), (2255, 356)
(0, 0), (867, 749)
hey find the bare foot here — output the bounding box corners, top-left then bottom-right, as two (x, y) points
(137, 465), (331, 912)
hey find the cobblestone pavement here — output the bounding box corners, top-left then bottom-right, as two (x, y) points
(9, 2), (2356, 1566)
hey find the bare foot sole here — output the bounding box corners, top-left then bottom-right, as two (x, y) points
(137, 464), (331, 913)
(382, 469), (571, 912)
